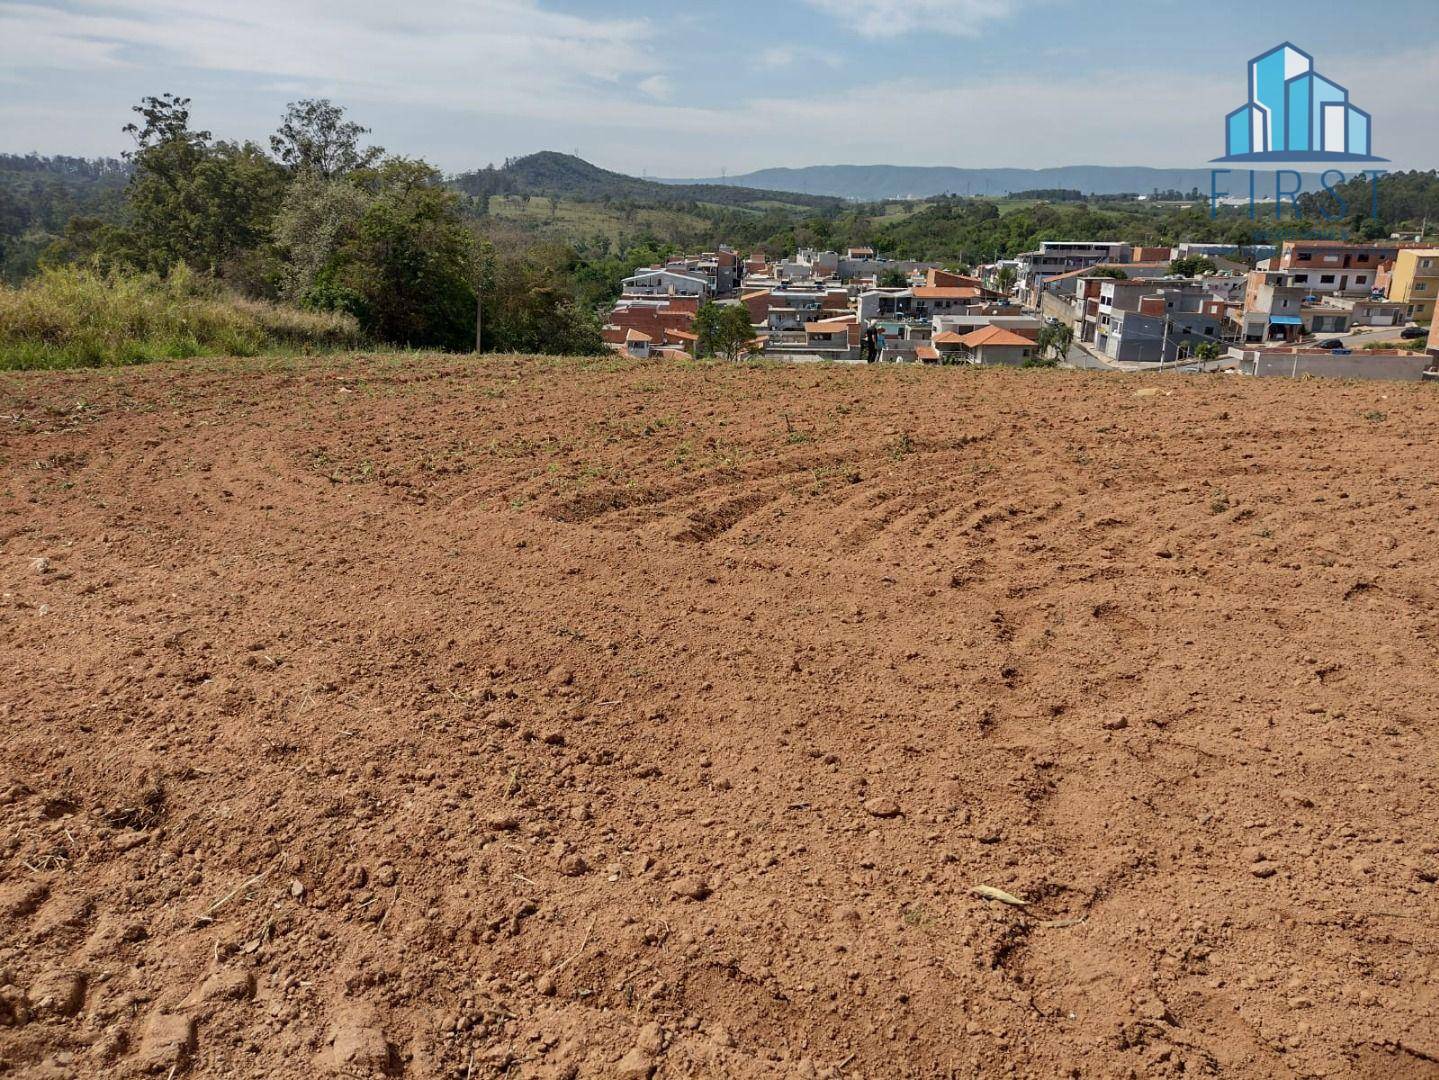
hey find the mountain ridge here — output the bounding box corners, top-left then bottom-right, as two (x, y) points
(451, 152), (844, 211)
(660, 163), (1335, 201)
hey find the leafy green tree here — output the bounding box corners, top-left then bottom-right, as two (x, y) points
(994, 265), (1017, 294)
(119, 95), (286, 279)
(1192, 340), (1223, 361)
(1170, 255), (1218, 277)
(878, 268), (908, 287)
(272, 170), (372, 304)
(694, 302), (755, 361)
(1034, 321), (1074, 364)
(328, 159), (477, 350)
(271, 99), (384, 179)
(1089, 266), (1129, 280)
(476, 239), (605, 356)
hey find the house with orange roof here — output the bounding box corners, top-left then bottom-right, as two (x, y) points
(954, 325), (1037, 366)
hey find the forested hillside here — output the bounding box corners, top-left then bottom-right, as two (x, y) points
(0, 155), (130, 282)
(455, 151), (840, 211)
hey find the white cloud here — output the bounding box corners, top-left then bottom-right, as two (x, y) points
(637, 75), (674, 101)
(801, 0), (1024, 38)
(0, 0), (663, 121)
(757, 46), (842, 70)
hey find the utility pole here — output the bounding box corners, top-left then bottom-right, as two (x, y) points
(475, 290), (483, 354)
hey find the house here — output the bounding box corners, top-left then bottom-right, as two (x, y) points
(855, 285), (998, 323)
(621, 328), (651, 358)
(746, 286), (849, 331)
(1387, 249), (1439, 324)
(1275, 241), (1419, 297)
(639, 247), (744, 298)
(1332, 297), (1412, 327)
(621, 268), (711, 301)
(1237, 270), (1308, 343)
(604, 296), (698, 346)
(953, 325), (1036, 366)
(1302, 306), (1351, 337)
(1090, 281), (1225, 364)
(759, 317), (862, 363)
(1038, 263), (1175, 330)
(911, 285), (1000, 314)
(1075, 278), (1222, 355)
(933, 314), (1042, 341)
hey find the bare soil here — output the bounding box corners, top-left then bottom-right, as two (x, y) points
(2, 354), (1437, 1079)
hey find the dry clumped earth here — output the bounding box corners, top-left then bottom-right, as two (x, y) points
(1, 353), (1438, 1080)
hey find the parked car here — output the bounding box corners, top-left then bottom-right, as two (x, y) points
(1400, 326), (1428, 339)
(1316, 338), (1345, 350)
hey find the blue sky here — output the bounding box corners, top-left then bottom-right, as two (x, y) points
(2, 0), (1436, 176)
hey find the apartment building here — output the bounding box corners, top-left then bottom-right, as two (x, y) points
(1274, 241), (1412, 297)
(1016, 241), (1133, 303)
(1388, 249), (1439, 324)
(1091, 280), (1224, 363)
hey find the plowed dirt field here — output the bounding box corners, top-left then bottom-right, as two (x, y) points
(2, 354), (1437, 1079)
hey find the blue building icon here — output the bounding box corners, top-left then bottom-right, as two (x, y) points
(1215, 43), (1384, 163)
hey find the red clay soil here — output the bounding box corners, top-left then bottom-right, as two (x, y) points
(2, 354), (1438, 1080)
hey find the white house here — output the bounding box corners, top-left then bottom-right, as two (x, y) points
(621, 269), (711, 301)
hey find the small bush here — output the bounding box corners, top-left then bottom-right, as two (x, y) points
(0, 265), (363, 370)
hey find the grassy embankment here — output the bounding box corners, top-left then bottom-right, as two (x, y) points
(0, 266), (363, 370)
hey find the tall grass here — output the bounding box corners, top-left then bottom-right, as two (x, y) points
(0, 266), (364, 370)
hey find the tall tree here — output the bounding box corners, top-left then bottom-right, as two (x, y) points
(271, 100), (384, 180)
(120, 94), (285, 277)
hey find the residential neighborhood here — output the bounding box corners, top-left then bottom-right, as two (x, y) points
(601, 236), (1436, 381)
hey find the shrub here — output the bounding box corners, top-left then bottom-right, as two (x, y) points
(0, 265), (362, 369)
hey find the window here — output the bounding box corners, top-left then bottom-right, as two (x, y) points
(1357, 254), (1370, 263)
(1293, 274), (1309, 283)
(1298, 253), (1312, 262)
(1417, 282), (1430, 293)
(1356, 276), (1368, 285)
(1321, 275), (1336, 284)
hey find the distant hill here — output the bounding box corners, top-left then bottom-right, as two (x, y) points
(662, 164), (1335, 201)
(452, 152), (842, 211)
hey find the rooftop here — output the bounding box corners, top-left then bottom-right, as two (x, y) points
(961, 326), (1034, 348)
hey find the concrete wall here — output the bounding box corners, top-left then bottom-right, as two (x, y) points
(1239, 351), (1433, 382)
